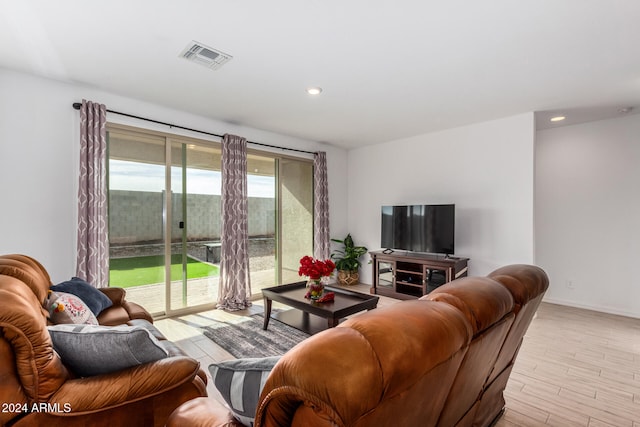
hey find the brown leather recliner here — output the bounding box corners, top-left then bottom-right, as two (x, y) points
(167, 264), (548, 427)
(0, 254), (208, 427)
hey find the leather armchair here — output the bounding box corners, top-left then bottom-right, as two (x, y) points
(0, 254), (207, 427)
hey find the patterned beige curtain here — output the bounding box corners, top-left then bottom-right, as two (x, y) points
(217, 134), (252, 310)
(76, 100), (109, 287)
(313, 152), (330, 260)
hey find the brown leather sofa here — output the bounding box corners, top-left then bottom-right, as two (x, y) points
(167, 264), (548, 427)
(0, 254), (208, 427)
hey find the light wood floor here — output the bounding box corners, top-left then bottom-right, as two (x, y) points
(154, 285), (640, 426)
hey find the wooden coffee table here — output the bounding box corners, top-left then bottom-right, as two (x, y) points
(262, 281), (379, 334)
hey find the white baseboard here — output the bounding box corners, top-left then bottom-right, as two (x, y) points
(542, 296), (640, 320)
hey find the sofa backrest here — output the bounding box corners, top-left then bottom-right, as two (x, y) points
(0, 254), (52, 306)
(469, 264), (549, 426)
(256, 300), (473, 427)
(486, 264), (549, 382)
(424, 277), (515, 427)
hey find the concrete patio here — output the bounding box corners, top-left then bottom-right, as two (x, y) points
(124, 268), (300, 314)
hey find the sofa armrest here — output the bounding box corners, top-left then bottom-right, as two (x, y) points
(49, 356), (205, 413)
(97, 287), (154, 325)
(99, 287), (126, 305)
(121, 300), (154, 322)
(167, 397), (244, 427)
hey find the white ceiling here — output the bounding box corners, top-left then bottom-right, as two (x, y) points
(1, 1), (639, 149)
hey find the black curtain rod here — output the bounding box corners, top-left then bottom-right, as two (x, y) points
(72, 102), (316, 155)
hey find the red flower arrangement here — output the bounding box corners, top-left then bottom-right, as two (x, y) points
(298, 256), (336, 280)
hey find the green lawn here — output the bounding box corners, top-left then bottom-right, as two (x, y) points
(109, 255), (219, 288)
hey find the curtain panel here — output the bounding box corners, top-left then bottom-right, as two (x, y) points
(76, 100), (109, 287)
(313, 151), (330, 260)
(217, 134), (252, 310)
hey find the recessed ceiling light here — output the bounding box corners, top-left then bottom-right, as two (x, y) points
(306, 87), (322, 95)
(550, 116), (566, 122)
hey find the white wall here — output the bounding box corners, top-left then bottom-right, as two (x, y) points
(536, 114), (640, 318)
(0, 69), (348, 283)
(347, 113), (536, 284)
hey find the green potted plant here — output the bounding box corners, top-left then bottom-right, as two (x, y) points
(331, 234), (368, 286)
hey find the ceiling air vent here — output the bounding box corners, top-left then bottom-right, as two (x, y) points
(180, 41), (232, 70)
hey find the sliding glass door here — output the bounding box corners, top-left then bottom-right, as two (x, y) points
(108, 128), (221, 315)
(107, 124), (314, 316)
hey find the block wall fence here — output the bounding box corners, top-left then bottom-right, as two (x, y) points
(109, 190), (275, 245)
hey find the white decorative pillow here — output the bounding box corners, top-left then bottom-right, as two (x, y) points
(48, 324), (169, 377)
(46, 291), (98, 325)
(209, 356), (281, 427)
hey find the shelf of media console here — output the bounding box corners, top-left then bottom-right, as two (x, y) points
(370, 250), (469, 300)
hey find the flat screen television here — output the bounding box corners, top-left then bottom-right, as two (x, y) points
(381, 204), (455, 255)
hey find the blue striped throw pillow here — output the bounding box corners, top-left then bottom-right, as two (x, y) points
(209, 356), (281, 426)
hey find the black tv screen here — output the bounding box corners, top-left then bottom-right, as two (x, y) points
(381, 204), (455, 255)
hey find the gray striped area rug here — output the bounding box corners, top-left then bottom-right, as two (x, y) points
(202, 313), (310, 358)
